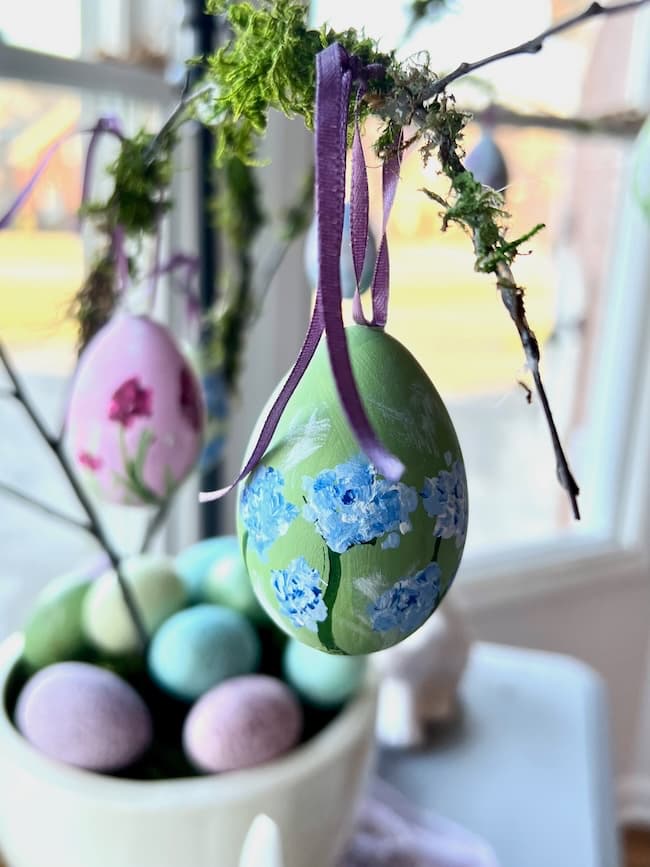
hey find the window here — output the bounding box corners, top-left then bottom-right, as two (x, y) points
(0, 1), (182, 636)
(304, 0), (650, 580)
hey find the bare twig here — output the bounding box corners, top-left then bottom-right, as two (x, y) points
(495, 261), (581, 519)
(471, 104), (647, 139)
(145, 81), (215, 160)
(423, 0), (650, 99)
(0, 482), (91, 533)
(0, 342), (149, 650)
(139, 501), (171, 555)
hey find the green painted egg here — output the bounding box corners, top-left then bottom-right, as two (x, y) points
(82, 554), (187, 655)
(237, 325), (468, 655)
(23, 572), (93, 670)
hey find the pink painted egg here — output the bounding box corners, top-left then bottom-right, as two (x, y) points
(66, 314), (205, 506)
(183, 675), (303, 773)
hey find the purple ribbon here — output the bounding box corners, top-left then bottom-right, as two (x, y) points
(200, 43), (403, 503)
(350, 95), (402, 328)
(0, 115), (124, 231)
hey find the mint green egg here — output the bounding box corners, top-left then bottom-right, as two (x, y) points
(283, 639), (366, 707)
(237, 325), (468, 655)
(82, 555), (187, 656)
(23, 572), (93, 670)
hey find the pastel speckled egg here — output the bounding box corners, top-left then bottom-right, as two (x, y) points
(237, 325), (468, 655)
(148, 604), (261, 702)
(175, 536), (264, 623)
(183, 675), (302, 772)
(283, 639), (366, 708)
(66, 314), (205, 506)
(15, 662), (152, 772)
(23, 571), (95, 670)
(83, 555), (187, 655)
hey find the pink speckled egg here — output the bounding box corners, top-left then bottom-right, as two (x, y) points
(15, 662), (153, 772)
(66, 314), (205, 506)
(183, 675), (302, 773)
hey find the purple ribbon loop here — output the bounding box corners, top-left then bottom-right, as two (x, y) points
(200, 42), (404, 502)
(351, 118), (402, 328)
(0, 115), (124, 232)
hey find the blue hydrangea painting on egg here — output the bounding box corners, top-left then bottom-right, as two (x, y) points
(271, 558), (327, 632)
(422, 451), (468, 549)
(302, 456), (418, 554)
(239, 466), (299, 559)
(367, 562), (441, 636)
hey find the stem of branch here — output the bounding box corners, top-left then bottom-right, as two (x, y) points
(145, 82), (215, 161)
(423, 0), (650, 98)
(471, 104), (647, 138)
(0, 342), (149, 650)
(0, 482), (91, 533)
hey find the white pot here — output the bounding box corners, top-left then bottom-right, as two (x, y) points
(0, 635), (377, 867)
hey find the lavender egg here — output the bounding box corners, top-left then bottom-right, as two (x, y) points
(15, 662), (152, 772)
(66, 314), (205, 506)
(183, 675), (302, 773)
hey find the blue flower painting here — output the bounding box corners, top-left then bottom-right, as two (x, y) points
(302, 456), (418, 554)
(422, 452), (468, 549)
(368, 563), (441, 635)
(271, 557), (328, 632)
(240, 466), (299, 559)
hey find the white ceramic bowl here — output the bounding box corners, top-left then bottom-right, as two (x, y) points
(0, 634), (377, 867)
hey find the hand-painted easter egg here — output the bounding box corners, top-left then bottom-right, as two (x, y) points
(465, 130), (509, 193)
(66, 313), (205, 506)
(304, 203), (377, 298)
(237, 325), (468, 655)
(175, 536), (264, 622)
(83, 555), (187, 655)
(283, 639), (366, 708)
(15, 662), (152, 771)
(148, 604), (261, 702)
(23, 570), (97, 670)
(182, 675), (302, 772)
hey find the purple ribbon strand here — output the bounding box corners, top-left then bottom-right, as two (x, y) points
(200, 42), (403, 503)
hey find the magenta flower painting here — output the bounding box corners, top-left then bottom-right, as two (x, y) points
(66, 314), (206, 506)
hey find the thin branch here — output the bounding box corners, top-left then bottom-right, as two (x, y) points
(423, 0), (650, 99)
(494, 260), (581, 520)
(0, 482), (91, 533)
(139, 501), (171, 555)
(0, 342), (149, 650)
(145, 81), (216, 160)
(470, 104), (647, 139)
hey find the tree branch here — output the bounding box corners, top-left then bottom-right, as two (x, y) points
(0, 342), (149, 650)
(423, 0), (650, 98)
(470, 104), (647, 139)
(0, 482), (91, 533)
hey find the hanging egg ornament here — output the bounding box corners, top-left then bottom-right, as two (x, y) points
(465, 128), (509, 194)
(66, 314), (205, 506)
(304, 203), (377, 298)
(237, 325), (468, 655)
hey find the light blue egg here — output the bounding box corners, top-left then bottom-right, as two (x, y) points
(148, 604), (261, 702)
(283, 639), (366, 708)
(175, 537), (234, 602)
(304, 202), (377, 298)
(175, 537), (264, 622)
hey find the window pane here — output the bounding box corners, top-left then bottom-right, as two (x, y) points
(0, 80), (164, 635)
(311, 0), (644, 555)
